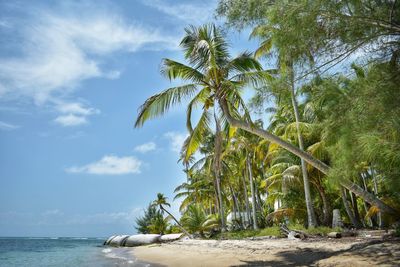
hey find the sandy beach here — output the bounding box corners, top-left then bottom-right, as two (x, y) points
(133, 235), (400, 267)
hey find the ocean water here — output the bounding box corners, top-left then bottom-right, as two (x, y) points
(0, 237), (155, 267)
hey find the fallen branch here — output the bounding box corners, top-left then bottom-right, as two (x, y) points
(280, 224), (308, 240)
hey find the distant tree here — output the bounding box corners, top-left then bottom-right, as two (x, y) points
(147, 212), (170, 235)
(135, 203), (159, 234)
(151, 193), (192, 238)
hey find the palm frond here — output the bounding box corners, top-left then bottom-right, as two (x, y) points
(226, 51), (263, 75)
(135, 84), (198, 127)
(183, 110), (212, 161)
(254, 38), (273, 59)
(161, 59), (205, 83)
(186, 87), (211, 132)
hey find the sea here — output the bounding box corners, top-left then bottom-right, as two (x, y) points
(0, 237), (157, 267)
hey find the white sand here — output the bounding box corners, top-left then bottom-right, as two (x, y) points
(133, 236), (400, 267)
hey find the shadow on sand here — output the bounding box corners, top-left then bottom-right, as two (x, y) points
(231, 239), (398, 267)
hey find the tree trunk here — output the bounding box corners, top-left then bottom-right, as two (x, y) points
(339, 179), (397, 216)
(242, 170), (251, 228)
(161, 206), (192, 238)
(214, 111), (226, 231)
(315, 181), (331, 226)
(350, 192), (363, 228)
(247, 155), (258, 230)
(229, 184), (243, 229)
(361, 174), (373, 227)
(340, 187), (359, 228)
(218, 98), (399, 217)
(371, 168), (383, 228)
(289, 70), (317, 228)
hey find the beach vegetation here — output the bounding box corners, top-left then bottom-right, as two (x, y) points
(134, 0), (400, 238)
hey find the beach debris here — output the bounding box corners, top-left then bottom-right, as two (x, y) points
(104, 233), (184, 247)
(160, 233), (184, 242)
(103, 235), (117, 246)
(124, 234), (161, 247)
(327, 232), (342, 238)
(106, 235), (130, 247)
(341, 230), (357, 237)
(280, 224), (308, 240)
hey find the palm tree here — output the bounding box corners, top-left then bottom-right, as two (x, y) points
(180, 204), (219, 237)
(151, 193), (192, 238)
(250, 26), (319, 227)
(134, 24), (397, 216)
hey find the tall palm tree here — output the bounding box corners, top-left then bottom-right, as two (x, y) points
(250, 27), (318, 227)
(151, 193), (192, 238)
(134, 24), (397, 216)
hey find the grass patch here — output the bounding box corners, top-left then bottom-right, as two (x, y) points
(214, 226), (282, 240)
(213, 225), (342, 240)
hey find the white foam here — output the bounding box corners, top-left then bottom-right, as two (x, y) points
(102, 248), (113, 253)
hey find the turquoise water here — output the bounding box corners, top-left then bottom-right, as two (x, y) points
(0, 237), (154, 267)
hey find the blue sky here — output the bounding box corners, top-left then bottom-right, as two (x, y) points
(0, 0), (260, 237)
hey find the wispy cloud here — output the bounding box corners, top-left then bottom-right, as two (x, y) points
(0, 120), (20, 131)
(134, 142), (157, 153)
(0, 3), (179, 105)
(164, 131), (188, 153)
(143, 0), (216, 24)
(54, 114), (88, 127)
(54, 102), (99, 127)
(66, 155), (142, 175)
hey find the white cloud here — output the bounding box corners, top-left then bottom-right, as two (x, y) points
(54, 114), (88, 126)
(164, 131), (188, 153)
(0, 6), (179, 104)
(66, 155), (143, 175)
(54, 101), (99, 127)
(0, 121), (20, 130)
(143, 0), (216, 24)
(134, 142), (157, 153)
(56, 102), (99, 116)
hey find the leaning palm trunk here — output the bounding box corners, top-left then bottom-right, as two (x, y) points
(289, 68), (317, 228)
(160, 206), (192, 238)
(247, 155), (258, 230)
(219, 98), (399, 216)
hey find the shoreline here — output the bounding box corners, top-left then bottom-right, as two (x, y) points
(132, 236), (400, 267)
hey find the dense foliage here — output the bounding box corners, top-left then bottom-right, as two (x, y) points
(134, 0), (400, 235)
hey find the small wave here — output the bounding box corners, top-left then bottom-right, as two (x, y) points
(102, 247), (137, 263)
(102, 248), (112, 253)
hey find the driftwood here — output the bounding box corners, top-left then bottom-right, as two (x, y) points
(280, 224), (308, 240)
(327, 232), (342, 238)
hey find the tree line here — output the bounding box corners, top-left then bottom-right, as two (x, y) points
(135, 0), (400, 235)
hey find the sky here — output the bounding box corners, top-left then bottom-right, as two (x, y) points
(0, 0), (260, 237)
